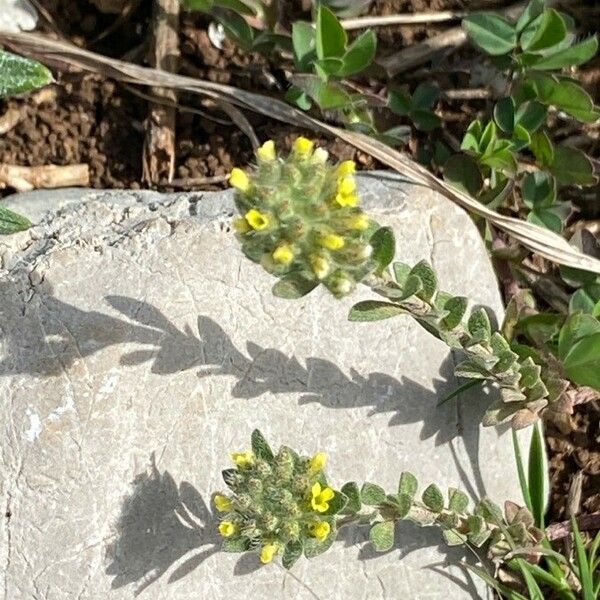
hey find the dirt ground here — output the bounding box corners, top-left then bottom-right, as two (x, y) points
(0, 0), (599, 530)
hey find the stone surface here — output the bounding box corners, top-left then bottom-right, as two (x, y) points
(0, 0), (37, 33)
(1, 174), (524, 599)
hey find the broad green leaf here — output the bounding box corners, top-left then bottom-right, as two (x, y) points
(215, 9), (254, 50)
(341, 482), (361, 513)
(442, 296), (469, 330)
(570, 288), (600, 315)
(295, 77), (351, 108)
(221, 537), (251, 552)
(443, 529), (468, 546)
(181, 0), (214, 10)
(316, 6), (347, 60)
(468, 307), (492, 340)
(322, 490), (348, 516)
(564, 333), (600, 390)
(530, 36), (598, 70)
(349, 301), (405, 322)
(516, 0), (545, 33)
(304, 531), (336, 558)
(422, 484), (444, 512)
(285, 85), (312, 110)
(361, 482), (386, 505)
(443, 154), (483, 197)
(515, 100), (547, 133)
(0, 51), (53, 98)
(412, 83), (440, 111)
(0, 206), (32, 234)
(409, 260), (437, 301)
(530, 130), (554, 167)
(398, 471), (418, 499)
(272, 274), (318, 299)
(411, 110), (441, 132)
(479, 120), (497, 153)
(558, 313), (600, 360)
(528, 207), (564, 233)
(282, 540), (303, 569)
(550, 146), (596, 186)
(522, 9), (567, 52)
(370, 226), (395, 271)
(388, 90), (411, 116)
(521, 171), (556, 208)
(463, 13), (517, 56)
(339, 30), (377, 76)
(448, 488), (469, 513)
(369, 521), (395, 551)
(494, 97), (515, 133)
(530, 74), (597, 123)
(216, 0), (256, 15)
(314, 57), (345, 78)
(251, 429), (274, 461)
(292, 21), (316, 70)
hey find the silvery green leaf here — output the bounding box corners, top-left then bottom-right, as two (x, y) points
(222, 537), (251, 552)
(467, 307), (492, 340)
(409, 260), (437, 301)
(448, 488), (469, 513)
(422, 484), (444, 512)
(0, 50), (53, 98)
(282, 540), (303, 569)
(361, 482), (386, 505)
(304, 531), (336, 558)
(251, 429), (274, 461)
(398, 471), (418, 499)
(369, 520), (395, 552)
(341, 482), (361, 513)
(441, 296), (468, 330)
(442, 529), (467, 546)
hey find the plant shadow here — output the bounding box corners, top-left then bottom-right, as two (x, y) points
(1, 283), (493, 500)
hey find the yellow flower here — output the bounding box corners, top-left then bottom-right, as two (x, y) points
(219, 521), (237, 537)
(310, 255), (330, 280)
(335, 193), (359, 208)
(337, 176), (357, 197)
(311, 482), (335, 513)
(320, 234), (345, 251)
(309, 452), (327, 473)
(309, 520), (331, 541)
(312, 148), (329, 164)
(231, 450), (254, 468)
(214, 494), (232, 512)
(229, 167), (250, 192)
(272, 244), (295, 265)
(256, 140), (276, 162)
(348, 213), (370, 231)
(233, 217), (251, 233)
(245, 209), (271, 231)
(260, 544), (278, 564)
(293, 136), (314, 157)
(336, 160), (356, 177)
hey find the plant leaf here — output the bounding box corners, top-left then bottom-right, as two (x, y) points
(370, 226), (395, 272)
(316, 6), (347, 60)
(369, 520), (395, 551)
(339, 29), (376, 76)
(0, 206), (32, 234)
(550, 145), (596, 186)
(530, 36), (598, 70)
(463, 13), (517, 56)
(0, 50), (53, 98)
(444, 154), (483, 197)
(348, 300), (405, 322)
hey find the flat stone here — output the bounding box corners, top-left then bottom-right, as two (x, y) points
(0, 174), (523, 599)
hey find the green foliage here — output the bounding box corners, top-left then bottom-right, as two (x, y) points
(456, 1), (599, 230)
(0, 51), (53, 235)
(0, 50), (53, 99)
(0, 206), (32, 235)
(389, 83), (441, 132)
(288, 6), (376, 120)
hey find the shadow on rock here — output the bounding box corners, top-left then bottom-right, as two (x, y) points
(1, 284), (493, 497)
(105, 453), (219, 596)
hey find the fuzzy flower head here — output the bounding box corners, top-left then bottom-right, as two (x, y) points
(230, 139), (385, 299)
(213, 430), (344, 569)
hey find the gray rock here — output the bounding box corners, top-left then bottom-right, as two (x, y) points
(0, 174), (524, 599)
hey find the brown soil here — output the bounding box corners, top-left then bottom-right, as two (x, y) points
(0, 0), (599, 535)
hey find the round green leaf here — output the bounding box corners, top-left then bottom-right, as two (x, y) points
(564, 333), (600, 390)
(0, 51), (53, 98)
(522, 9), (567, 52)
(339, 30), (377, 76)
(316, 5), (347, 60)
(494, 97), (515, 133)
(443, 154), (483, 197)
(369, 521), (395, 552)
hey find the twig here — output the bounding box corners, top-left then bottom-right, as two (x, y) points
(143, 0), (180, 186)
(443, 88), (493, 100)
(546, 511), (600, 541)
(168, 174), (229, 188)
(0, 108), (23, 135)
(340, 11), (467, 30)
(0, 164), (89, 192)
